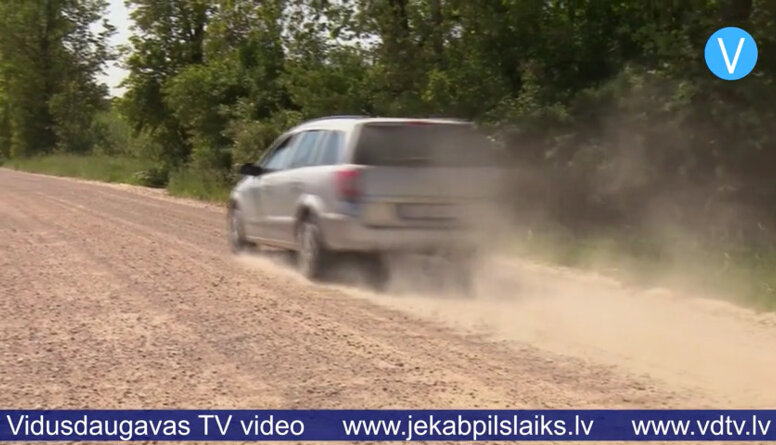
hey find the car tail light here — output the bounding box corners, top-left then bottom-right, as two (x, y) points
(335, 167), (362, 201)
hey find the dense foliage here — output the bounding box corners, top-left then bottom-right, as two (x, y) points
(2, 0), (776, 247)
(0, 0), (114, 156)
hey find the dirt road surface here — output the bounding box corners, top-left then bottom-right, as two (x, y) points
(2, 168), (775, 440)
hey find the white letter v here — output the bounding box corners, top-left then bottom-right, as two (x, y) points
(718, 37), (745, 74)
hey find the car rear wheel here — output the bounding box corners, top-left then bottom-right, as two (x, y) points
(362, 253), (390, 292)
(451, 264), (474, 295)
(297, 219), (328, 279)
(447, 250), (477, 296)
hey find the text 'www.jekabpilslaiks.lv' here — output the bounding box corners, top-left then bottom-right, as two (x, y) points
(341, 414), (595, 440)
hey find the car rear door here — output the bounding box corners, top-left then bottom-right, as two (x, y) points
(274, 130), (326, 244)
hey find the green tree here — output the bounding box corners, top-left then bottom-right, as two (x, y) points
(0, 0), (114, 156)
(122, 0), (291, 172)
(120, 0), (213, 167)
(113, 0), (776, 245)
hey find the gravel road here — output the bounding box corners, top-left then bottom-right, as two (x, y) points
(2, 168), (775, 442)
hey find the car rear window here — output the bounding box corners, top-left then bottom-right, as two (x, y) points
(353, 123), (499, 167)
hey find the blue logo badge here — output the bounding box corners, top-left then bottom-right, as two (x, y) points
(704, 27), (758, 80)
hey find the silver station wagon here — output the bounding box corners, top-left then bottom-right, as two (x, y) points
(228, 116), (504, 290)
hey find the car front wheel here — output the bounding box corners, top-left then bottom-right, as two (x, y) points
(227, 206), (250, 253)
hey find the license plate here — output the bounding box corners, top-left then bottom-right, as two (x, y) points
(398, 204), (455, 220)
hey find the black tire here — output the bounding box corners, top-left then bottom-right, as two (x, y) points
(227, 205), (251, 253)
(448, 251), (477, 296)
(363, 253), (390, 292)
(452, 265), (474, 296)
(296, 218), (328, 280)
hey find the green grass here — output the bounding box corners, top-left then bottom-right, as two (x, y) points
(512, 228), (776, 311)
(166, 168), (231, 203)
(5, 153), (155, 185)
(5, 153), (231, 202)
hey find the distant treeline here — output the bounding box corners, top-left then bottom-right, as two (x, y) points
(1, 0), (775, 245)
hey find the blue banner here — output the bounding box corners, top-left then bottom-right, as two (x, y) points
(0, 410), (774, 441)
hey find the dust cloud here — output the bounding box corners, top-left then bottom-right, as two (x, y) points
(342, 256), (776, 408)
(236, 116), (776, 408)
(235, 245), (776, 408)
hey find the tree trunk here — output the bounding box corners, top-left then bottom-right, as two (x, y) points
(430, 0), (443, 60)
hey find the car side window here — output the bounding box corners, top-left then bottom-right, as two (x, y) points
(261, 134), (297, 171)
(288, 130), (324, 169)
(316, 131), (345, 166)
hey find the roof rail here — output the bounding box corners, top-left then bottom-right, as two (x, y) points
(305, 115), (368, 123)
(425, 116), (470, 122)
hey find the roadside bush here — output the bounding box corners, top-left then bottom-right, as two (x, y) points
(91, 106), (134, 156)
(225, 105), (303, 166)
(132, 166), (169, 188)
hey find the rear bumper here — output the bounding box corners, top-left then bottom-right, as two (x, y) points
(318, 213), (478, 252)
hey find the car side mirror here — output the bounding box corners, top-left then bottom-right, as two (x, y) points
(239, 163), (263, 176)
